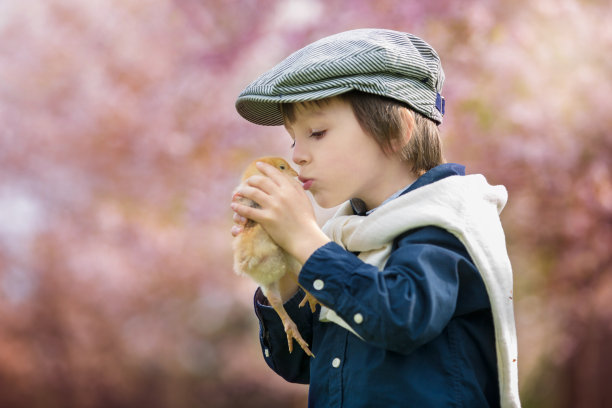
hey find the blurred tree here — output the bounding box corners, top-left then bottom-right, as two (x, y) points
(0, 0), (610, 407)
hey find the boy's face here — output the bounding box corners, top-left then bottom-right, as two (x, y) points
(285, 97), (408, 210)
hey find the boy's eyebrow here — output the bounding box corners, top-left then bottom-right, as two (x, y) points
(282, 97), (335, 125)
(293, 106), (327, 121)
(284, 108), (327, 131)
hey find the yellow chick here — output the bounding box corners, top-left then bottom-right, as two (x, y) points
(232, 157), (315, 357)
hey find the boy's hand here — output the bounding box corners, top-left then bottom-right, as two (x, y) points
(231, 161), (330, 264)
(231, 207), (247, 237)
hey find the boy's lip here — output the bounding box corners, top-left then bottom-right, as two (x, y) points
(298, 176), (314, 190)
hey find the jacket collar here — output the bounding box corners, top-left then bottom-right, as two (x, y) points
(350, 163), (466, 216)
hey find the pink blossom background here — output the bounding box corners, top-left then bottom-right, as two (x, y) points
(0, 0), (610, 406)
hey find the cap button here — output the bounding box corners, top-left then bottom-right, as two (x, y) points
(313, 279), (324, 290)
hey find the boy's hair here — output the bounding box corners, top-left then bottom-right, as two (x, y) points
(281, 91), (445, 175)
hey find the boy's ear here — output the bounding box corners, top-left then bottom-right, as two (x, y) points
(390, 108), (415, 153)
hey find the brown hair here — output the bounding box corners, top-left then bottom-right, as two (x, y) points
(281, 91), (445, 175)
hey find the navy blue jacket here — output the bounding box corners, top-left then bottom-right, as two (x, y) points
(253, 164), (500, 407)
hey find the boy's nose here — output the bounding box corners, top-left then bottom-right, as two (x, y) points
(291, 141), (309, 166)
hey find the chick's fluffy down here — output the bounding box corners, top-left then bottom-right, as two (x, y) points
(233, 211), (299, 286)
(231, 157), (315, 357)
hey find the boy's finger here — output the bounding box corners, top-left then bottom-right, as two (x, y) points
(231, 201), (261, 223)
(255, 161), (288, 185)
(235, 184), (269, 207)
(245, 174), (278, 193)
(231, 224), (243, 237)
(233, 212), (247, 225)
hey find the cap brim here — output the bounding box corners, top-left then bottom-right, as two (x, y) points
(236, 87), (353, 126)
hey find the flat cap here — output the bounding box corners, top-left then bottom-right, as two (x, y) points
(236, 28), (445, 126)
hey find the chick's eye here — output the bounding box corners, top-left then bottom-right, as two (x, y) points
(279, 165), (286, 170)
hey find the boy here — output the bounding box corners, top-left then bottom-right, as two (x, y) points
(231, 29), (520, 407)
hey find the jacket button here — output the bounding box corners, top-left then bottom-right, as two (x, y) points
(313, 279), (324, 290)
(332, 357), (341, 368)
(353, 313), (364, 324)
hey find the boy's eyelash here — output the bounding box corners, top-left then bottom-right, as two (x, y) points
(310, 130), (326, 138)
(290, 130), (325, 148)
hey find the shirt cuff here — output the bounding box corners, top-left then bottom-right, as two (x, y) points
(298, 241), (363, 309)
(253, 286), (306, 322)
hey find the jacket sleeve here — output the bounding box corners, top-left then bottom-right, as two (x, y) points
(298, 226), (476, 355)
(253, 287), (313, 384)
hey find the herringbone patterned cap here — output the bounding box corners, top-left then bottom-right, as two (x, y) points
(236, 28), (445, 126)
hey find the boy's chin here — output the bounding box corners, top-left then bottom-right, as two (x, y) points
(312, 194), (345, 210)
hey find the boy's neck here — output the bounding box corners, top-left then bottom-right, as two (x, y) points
(360, 161), (418, 211)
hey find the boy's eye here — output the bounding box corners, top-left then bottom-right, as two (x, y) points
(290, 140), (296, 148)
(310, 130), (326, 138)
